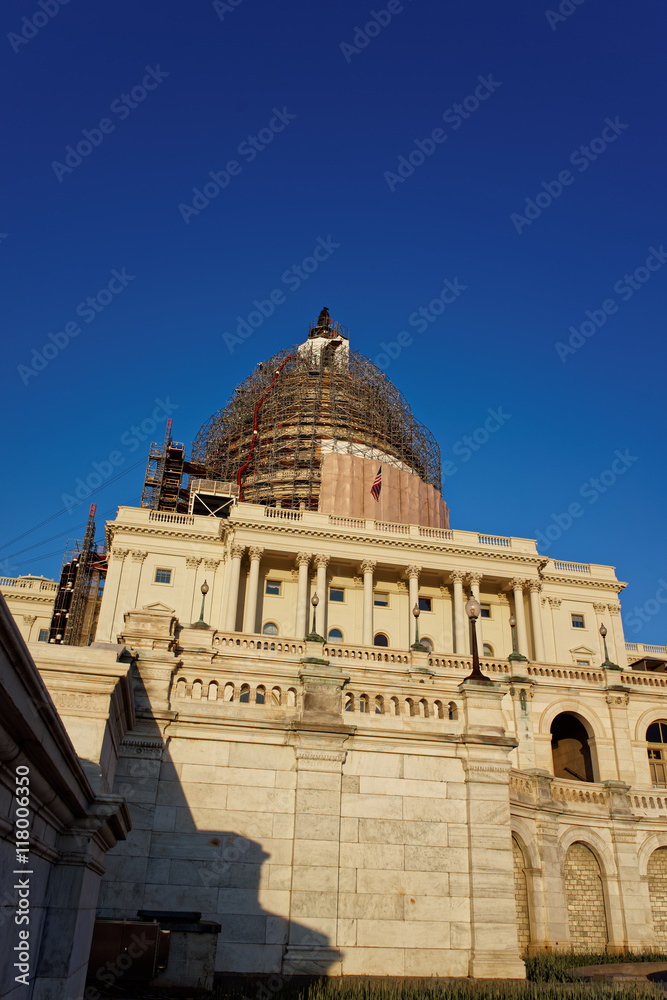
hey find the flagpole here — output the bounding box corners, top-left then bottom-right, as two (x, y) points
(380, 465), (384, 523)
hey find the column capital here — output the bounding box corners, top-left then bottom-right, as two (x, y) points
(548, 596), (561, 608)
(528, 581), (542, 594)
(22, 615), (37, 625)
(405, 565), (421, 580)
(608, 603), (621, 616)
(450, 570), (465, 585)
(296, 552), (311, 568)
(510, 578), (527, 591)
(132, 550), (148, 564)
(360, 559), (376, 574)
(230, 544), (245, 560)
(112, 547), (129, 562)
(185, 556), (202, 569)
(248, 546), (264, 562)
(314, 554), (330, 569)
(467, 572), (483, 586)
(203, 558), (222, 571)
(593, 602), (607, 613)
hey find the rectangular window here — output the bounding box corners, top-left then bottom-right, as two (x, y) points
(38, 629), (49, 642)
(480, 604), (491, 618)
(329, 587), (345, 603)
(418, 596), (432, 612)
(265, 580), (281, 596)
(155, 568), (172, 584)
(571, 613), (585, 629)
(576, 659), (590, 666)
(374, 593), (389, 607)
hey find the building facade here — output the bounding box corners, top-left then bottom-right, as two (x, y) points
(0, 576), (57, 645)
(5, 317), (667, 983)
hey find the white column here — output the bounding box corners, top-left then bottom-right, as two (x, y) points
(451, 570), (466, 654)
(315, 555), (329, 636)
(203, 558), (222, 628)
(224, 545), (245, 630)
(527, 582), (546, 661)
(96, 547), (128, 642)
(407, 565), (420, 646)
(243, 547), (263, 633)
(608, 603), (627, 668)
(22, 615), (37, 642)
(185, 556), (202, 622)
(295, 553), (310, 638)
(511, 579), (529, 658)
(361, 559), (376, 646)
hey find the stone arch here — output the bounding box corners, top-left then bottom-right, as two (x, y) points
(539, 700), (606, 741)
(638, 833), (667, 878)
(563, 840), (608, 950)
(647, 846), (667, 945)
(550, 711), (597, 782)
(511, 834), (531, 955)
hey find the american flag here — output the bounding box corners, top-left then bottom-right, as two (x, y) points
(370, 466), (382, 501)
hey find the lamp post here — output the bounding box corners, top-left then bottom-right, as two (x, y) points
(508, 613), (527, 663)
(305, 593), (323, 642)
(192, 580), (209, 629)
(411, 603), (429, 653)
(600, 622), (620, 669)
(464, 596), (492, 683)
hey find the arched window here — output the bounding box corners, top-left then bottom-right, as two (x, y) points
(389, 696), (399, 716)
(174, 678), (187, 700)
(207, 681), (218, 701)
(192, 680), (202, 700)
(262, 622), (278, 636)
(405, 698), (414, 716)
(256, 685), (266, 705)
(418, 698), (428, 718)
(374, 633), (388, 647)
(286, 687), (297, 708)
(647, 721), (667, 787)
(375, 695), (384, 715)
(433, 700), (444, 720)
(448, 701), (458, 720)
(223, 682), (234, 702)
(328, 628), (343, 641)
(420, 637), (433, 651)
(551, 712), (595, 782)
(271, 686), (282, 706)
(344, 693), (354, 712)
(359, 694), (369, 713)
(239, 684), (250, 704)
(483, 643), (494, 657)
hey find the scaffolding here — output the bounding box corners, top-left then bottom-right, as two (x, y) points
(191, 315), (442, 510)
(49, 504), (107, 646)
(141, 418), (188, 512)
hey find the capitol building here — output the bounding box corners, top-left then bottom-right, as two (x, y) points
(2, 310), (667, 997)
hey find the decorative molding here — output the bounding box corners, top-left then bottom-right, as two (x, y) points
(360, 560), (377, 575)
(497, 593), (510, 605)
(120, 738), (165, 759)
(131, 550), (148, 564)
(450, 570), (465, 585)
(406, 565), (421, 580)
(296, 749), (347, 762)
(528, 581), (541, 594)
(608, 604), (621, 616)
(352, 575), (363, 589)
(439, 585), (451, 599)
(396, 580), (408, 593)
(249, 546), (264, 562)
(606, 692), (630, 707)
(548, 597), (562, 609)
(203, 559), (221, 571)
(112, 547), (129, 562)
(467, 573), (482, 586)
(295, 552), (311, 568)
(314, 554), (330, 569)
(186, 557), (202, 569)
(593, 602), (608, 613)
(510, 578), (527, 591)
(231, 545), (245, 560)
(22, 615), (37, 625)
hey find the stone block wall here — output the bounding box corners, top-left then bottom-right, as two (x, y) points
(564, 842), (608, 950)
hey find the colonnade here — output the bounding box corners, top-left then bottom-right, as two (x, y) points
(221, 545), (552, 660)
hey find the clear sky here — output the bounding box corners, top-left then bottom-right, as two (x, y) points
(2, 0), (666, 644)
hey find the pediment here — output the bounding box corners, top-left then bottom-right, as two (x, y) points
(142, 601), (175, 613)
(569, 645), (597, 656)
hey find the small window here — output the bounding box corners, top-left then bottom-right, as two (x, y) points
(265, 580), (281, 596)
(482, 643), (493, 657)
(420, 637), (433, 651)
(155, 568), (172, 584)
(571, 613), (585, 629)
(374, 633), (388, 647)
(329, 587), (345, 603)
(374, 593), (389, 607)
(576, 659), (590, 666)
(418, 596), (432, 612)
(647, 722), (667, 788)
(38, 629), (49, 642)
(328, 628), (343, 641)
(480, 604), (491, 618)
(262, 622), (278, 636)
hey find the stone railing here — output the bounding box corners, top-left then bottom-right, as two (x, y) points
(0, 577), (58, 593)
(343, 689), (459, 722)
(212, 632), (306, 656)
(148, 511), (196, 526)
(552, 560), (590, 574)
(173, 676), (300, 709)
(631, 790), (667, 815)
(626, 642), (667, 657)
(325, 642), (410, 665)
(509, 771), (630, 815)
(621, 672), (667, 689)
(115, 506), (223, 537)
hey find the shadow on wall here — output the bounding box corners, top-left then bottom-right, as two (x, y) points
(90, 666), (339, 990)
(551, 712), (596, 782)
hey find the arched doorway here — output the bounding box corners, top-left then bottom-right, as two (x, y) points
(512, 836), (530, 954)
(564, 842), (608, 949)
(551, 712), (595, 782)
(648, 847), (667, 944)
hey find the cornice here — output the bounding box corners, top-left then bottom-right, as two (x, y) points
(0, 592), (55, 606)
(108, 523), (225, 544)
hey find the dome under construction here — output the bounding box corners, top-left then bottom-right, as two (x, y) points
(191, 310), (448, 527)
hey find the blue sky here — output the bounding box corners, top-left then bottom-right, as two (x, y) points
(2, 0), (666, 644)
